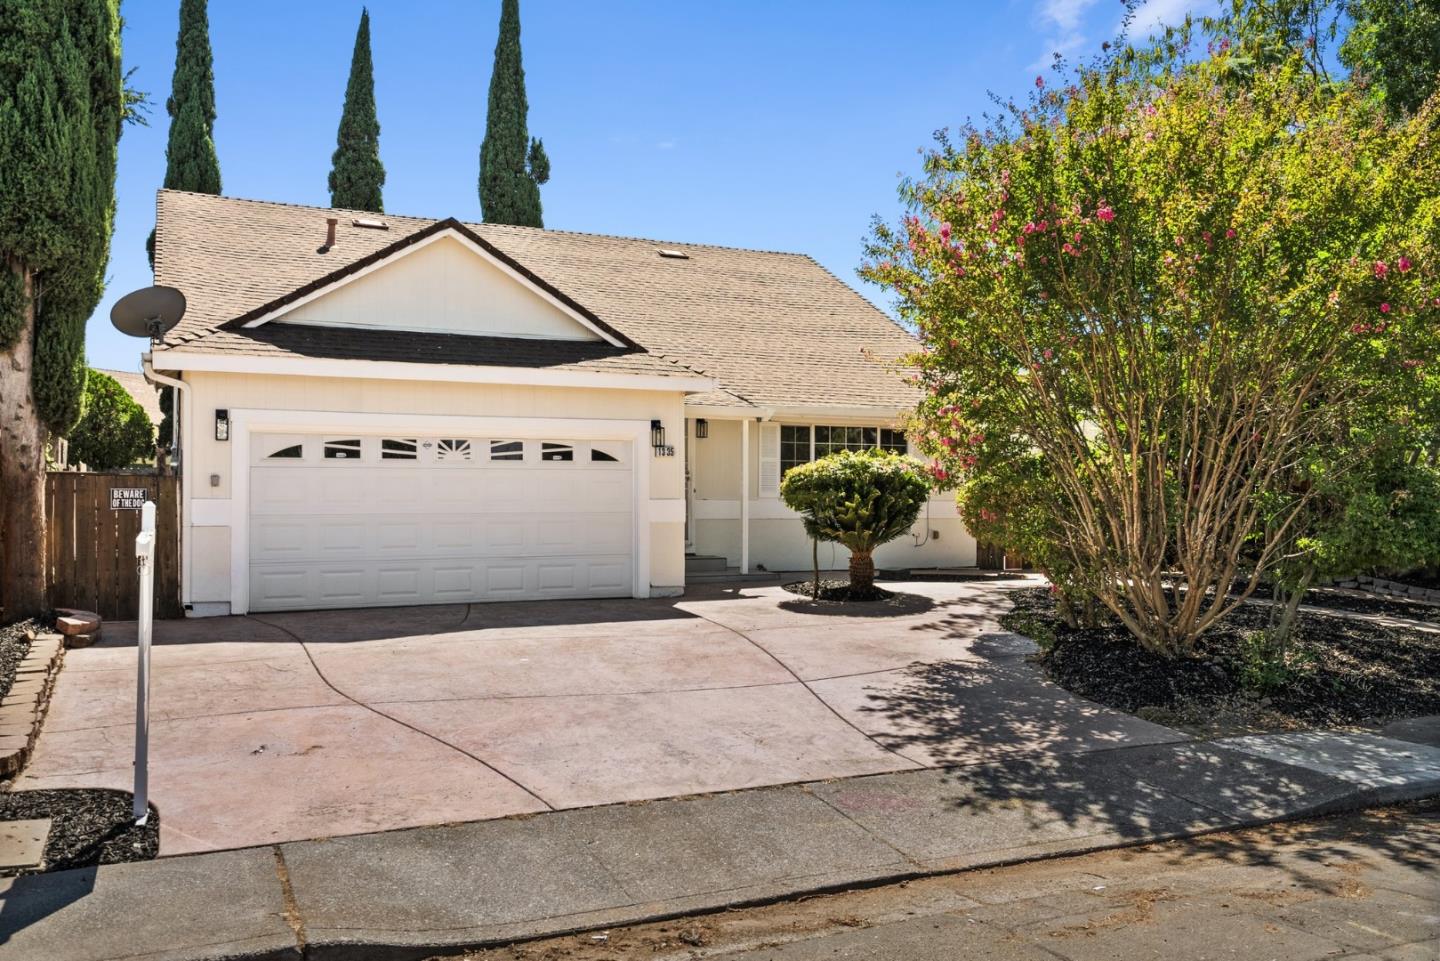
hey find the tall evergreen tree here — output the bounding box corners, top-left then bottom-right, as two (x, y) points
(479, 0), (550, 226)
(329, 7), (385, 211)
(148, 0), (220, 265)
(0, 0), (125, 619)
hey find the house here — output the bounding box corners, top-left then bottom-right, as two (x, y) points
(147, 190), (975, 615)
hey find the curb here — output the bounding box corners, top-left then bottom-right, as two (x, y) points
(0, 633), (64, 781)
(296, 774), (1440, 961)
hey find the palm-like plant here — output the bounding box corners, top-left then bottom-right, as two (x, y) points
(781, 449), (929, 594)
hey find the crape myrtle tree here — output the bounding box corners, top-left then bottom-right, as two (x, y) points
(865, 34), (1440, 658)
(0, 0), (125, 620)
(479, 0), (549, 227)
(1210, 0), (1440, 120)
(328, 7), (385, 212)
(68, 370), (156, 471)
(779, 450), (930, 595)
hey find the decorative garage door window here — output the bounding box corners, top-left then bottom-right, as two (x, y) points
(252, 435), (632, 467)
(490, 440), (523, 461)
(324, 438), (363, 460)
(436, 438), (471, 462)
(381, 438), (418, 460)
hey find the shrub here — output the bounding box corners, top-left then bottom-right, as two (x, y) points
(780, 449), (929, 593)
(67, 370), (154, 470)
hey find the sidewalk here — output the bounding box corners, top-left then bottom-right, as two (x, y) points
(3, 724), (1438, 961)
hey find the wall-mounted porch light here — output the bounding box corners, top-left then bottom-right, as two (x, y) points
(214, 409), (230, 442)
(695, 418), (709, 439)
(651, 419), (675, 456)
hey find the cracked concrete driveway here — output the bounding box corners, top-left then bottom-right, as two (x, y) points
(18, 578), (1185, 855)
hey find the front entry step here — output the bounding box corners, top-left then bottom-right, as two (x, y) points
(684, 554), (729, 574)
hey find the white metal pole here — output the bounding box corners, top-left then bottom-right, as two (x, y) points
(134, 500), (156, 825)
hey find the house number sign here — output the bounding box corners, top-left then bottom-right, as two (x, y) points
(110, 487), (148, 510)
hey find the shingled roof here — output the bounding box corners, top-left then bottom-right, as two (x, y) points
(151, 190), (920, 412)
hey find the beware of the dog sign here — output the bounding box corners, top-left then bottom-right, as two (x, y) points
(110, 487), (147, 510)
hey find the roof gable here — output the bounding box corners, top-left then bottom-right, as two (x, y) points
(237, 220), (628, 346)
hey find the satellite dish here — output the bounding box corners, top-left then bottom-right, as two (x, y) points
(110, 286), (186, 341)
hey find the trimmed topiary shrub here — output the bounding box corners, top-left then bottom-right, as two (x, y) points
(780, 448), (929, 594)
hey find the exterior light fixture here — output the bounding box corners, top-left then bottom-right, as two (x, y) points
(215, 409), (230, 442)
(651, 419), (674, 456)
(695, 418), (709, 439)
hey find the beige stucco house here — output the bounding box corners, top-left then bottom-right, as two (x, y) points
(147, 190), (975, 615)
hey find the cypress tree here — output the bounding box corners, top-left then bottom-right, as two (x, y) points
(479, 0), (550, 226)
(329, 8), (385, 211)
(147, 0), (221, 264)
(0, 0), (125, 618)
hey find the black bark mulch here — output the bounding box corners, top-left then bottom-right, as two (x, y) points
(0, 789), (159, 876)
(783, 579), (895, 603)
(1002, 587), (1440, 736)
(1296, 588), (1440, 625)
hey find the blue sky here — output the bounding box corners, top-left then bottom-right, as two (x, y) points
(90, 0), (1214, 372)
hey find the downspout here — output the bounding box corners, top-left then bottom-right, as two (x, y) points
(740, 418), (750, 574)
(143, 354), (190, 609)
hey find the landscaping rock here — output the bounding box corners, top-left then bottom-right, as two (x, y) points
(62, 631), (99, 650)
(54, 610), (100, 637)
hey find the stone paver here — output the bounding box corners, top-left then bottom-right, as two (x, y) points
(0, 818), (50, 871)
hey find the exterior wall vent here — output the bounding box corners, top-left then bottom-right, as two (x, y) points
(353, 218), (389, 230)
(657, 249), (690, 259)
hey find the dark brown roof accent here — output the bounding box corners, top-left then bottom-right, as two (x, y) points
(159, 324), (702, 379)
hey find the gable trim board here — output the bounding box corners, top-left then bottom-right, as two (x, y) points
(224, 409), (658, 614)
(152, 350), (716, 394)
(235, 220), (637, 349)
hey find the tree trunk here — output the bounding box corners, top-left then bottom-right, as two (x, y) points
(0, 265), (46, 622)
(811, 536), (820, 599)
(848, 549), (875, 593)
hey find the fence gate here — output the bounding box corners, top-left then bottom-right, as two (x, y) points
(46, 473), (181, 620)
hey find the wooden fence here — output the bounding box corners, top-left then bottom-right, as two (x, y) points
(46, 472), (181, 620)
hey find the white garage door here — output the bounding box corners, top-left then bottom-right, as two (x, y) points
(248, 432), (634, 612)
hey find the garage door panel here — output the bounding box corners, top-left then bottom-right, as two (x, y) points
(249, 433), (636, 611)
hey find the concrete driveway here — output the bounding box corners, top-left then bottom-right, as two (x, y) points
(18, 578), (1184, 855)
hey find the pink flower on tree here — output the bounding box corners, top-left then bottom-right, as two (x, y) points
(1380, 302), (1392, 313)
(1375, 261), (1389, 278)
(1398, 256), (1412, 272)
(1035, 75), (1045, 89)
(1096, 206), (1115, 222)
(1225, 228), (1237, 239)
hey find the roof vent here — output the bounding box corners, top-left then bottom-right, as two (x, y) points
(352, 217), (388, 230)
(657, 248), (690, 260)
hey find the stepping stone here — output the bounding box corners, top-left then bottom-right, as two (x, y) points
(1217, 731), (1440, 792)
(0, 818), (50, 871)
(55, 610), (100, 636)
(64, 630), (100, 649)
